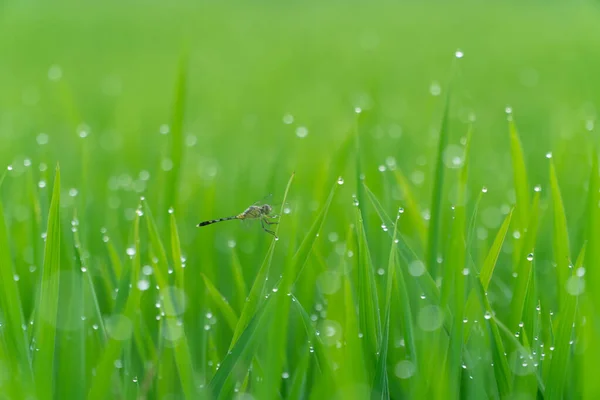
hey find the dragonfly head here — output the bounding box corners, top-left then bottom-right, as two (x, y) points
(261, 204), (273, 215)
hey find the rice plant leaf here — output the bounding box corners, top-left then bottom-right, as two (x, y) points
(508, 119), (531, 232)
(142, 201), (197, 398)
(464, 209), (513, 343)
(472, 276), (512, 396)
(355, 206), (382, 378)
(259, 181), (337, 399)
(371, 221), (399, 400)
(362, 183), (441, 305)
(392, 169), (427, 247)
(480, 209), (513, 289)
(33, 166), (61, 400)
(231, 249), (248, 313)
(229, 171), (295, 349)
(0, 199), (34, 387)
(289, 181), (337, 290)
(208, 295), (275, 398)
(442, 124), (470, 396)
(509, 191), (541, 331)
(545, 245), (584, 400)
(583, 151), (600, 397)
(342, 272), (369, 387)
(426, 86), (451, 274)
(170, 211), (184, 291)
(290, 294), (334, 380)
(549, 160), (571, 308)
(201, 273), (239, 332)
(87, 206), (142, 400)
(164, 50), (188, 211)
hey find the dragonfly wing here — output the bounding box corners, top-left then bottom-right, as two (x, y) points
(253, 193), (274, 206)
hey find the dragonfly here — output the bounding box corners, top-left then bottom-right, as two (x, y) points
(196, 195), (280, 238)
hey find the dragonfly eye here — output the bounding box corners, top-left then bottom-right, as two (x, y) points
(263, 205), (272, 214)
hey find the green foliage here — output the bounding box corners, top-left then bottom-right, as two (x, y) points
(1, 2), (599, 399)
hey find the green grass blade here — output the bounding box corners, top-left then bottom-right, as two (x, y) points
(480, 209), (513, 289)
(464, 209), (513, 343)
(426, 85), (451, 274)
(371, 221), (399, 399)
(583, 151), (600, 397)
(260, 181), (337, 398)
(392, 169), (427, 247)
(549, 160), (571, 308)
(355, 206), (382, 381)
(509, 191), (541, 331)
(472, 277), (512, 396)
(87, 205), (142, 400)
(290, 294), (334, 380)
(143, 200), (197, 398)
(201, 273), (239, 332)
(441, 124), (470, 398)
(33, 166), (61, 400)
(208, 295), (275, 398)
(164, 51), (188, 212)
(231, 249), (248, 313)
(169, 211), (185, 292)
(290, 181), (338, 289)
(0, 198), (34, 390)
(229, 171), (295, 349)
(362, 183), (441, 305)
(508, 118), (531, 233)
(545, 245), (584, 400)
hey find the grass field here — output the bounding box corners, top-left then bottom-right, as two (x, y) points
(1, 1), (600, 399)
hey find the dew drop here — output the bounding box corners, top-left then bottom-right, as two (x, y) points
(283, 113), (294, 124)
(429, 81), (441, 96)
(295, 126), (309, 138)
(527, 253), (534, 261)
(159, 124), (170, 135)
(455, 50), (464, 58)
(481, 186), (488, 193)
(337, 176), (344, 185)
(36, 133), (49, 145)
(48, 65), (63, 81)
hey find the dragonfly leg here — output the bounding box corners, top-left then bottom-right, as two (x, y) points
(261, 219), (277, 237)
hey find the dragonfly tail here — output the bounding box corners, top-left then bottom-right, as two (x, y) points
(197, 216), (238, 227)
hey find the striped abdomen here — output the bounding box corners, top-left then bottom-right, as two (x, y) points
(197, 216), (238, 227)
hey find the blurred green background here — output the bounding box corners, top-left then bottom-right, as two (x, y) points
(1, 1), (600, 399)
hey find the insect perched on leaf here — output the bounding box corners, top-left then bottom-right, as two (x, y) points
(197, 195), (280, 239)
